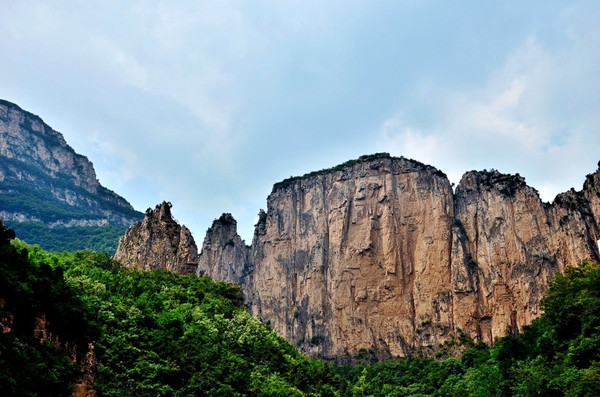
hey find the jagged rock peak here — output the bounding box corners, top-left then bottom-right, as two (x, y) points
(114, 201), (198, 274)
(154, 200), (174, 221)
(215, 212), (237, 226)
(198, 213), (250, 285)
(271, 153), (447, 193)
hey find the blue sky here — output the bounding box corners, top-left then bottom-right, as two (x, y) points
(2, 1), (599, 242)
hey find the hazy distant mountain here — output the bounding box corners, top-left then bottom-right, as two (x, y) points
(0, 99), (143, 253)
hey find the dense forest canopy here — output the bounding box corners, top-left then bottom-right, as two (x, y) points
(1, 220), (599, 396)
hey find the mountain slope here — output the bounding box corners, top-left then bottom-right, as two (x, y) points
(0, 99), (143, 253)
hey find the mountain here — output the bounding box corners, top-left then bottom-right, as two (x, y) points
(0, 99), (143, 253)
(114, 201), (198, 274)
(116, 153), (600, 360)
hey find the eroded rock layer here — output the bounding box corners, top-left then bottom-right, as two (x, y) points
(0, 99), (143, 227)
(247, 155), (455, 358)
(114, 201), (198, 274)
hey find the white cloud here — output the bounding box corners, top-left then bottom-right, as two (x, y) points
(3, 0), (599, 241)
(380, 118), (441, 165)
(87, 131), (139, 186)
(378, 25), (600, 201)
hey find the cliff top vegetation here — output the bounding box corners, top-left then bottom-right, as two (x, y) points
(272, 153), (447, 193)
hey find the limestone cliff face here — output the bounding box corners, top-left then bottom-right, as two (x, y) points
(0, 99), (142, 227)
(114, 202), (198, 274)
(449, 168), (600, 346)
(247, 155), (455, 358)
(220, 155), (600, 358)
(114, 154), (600, 360)
(197, 213), (251, 284)
(0, 100), (97, 192)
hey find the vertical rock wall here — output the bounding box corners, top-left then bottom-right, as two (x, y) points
(243, 157), (600, 358)
(197, 213), (251, 284)
(116, 155), (600, 360)
(247, 156), (455, 358)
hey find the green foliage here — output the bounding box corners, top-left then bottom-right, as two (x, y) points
(4, 214), (600, 396)
(0, 333), (80, 397)
(10, 238), (345, 396)
(336, 357), (468, 396)
(0, 155), (142, 253)
(5, 221), (126, 255)
(0, 220), (98, 396)
(490, 260), (600, 396)
(0, 156), (143, 223)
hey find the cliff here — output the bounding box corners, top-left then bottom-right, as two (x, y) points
(197, 213), (251, 284)
(449, 169), (599, 346)
(114, 201), (198, 274)
(115, 154), (600, 360)
(200, 155), (600, 359)
(0, 99), (143, 252)
(246, 155), (455, 358)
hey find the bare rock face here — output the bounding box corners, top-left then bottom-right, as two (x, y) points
(223, 155), (600, 359)
(114, 202), (198, 274)
(453, 171), (559, 344)
(450, 167), (600, 346)
(197, 213), (251, 284)
(0, 100), (97, 192)
(247, 155), (455, 358)
(114, 154), (600, 361)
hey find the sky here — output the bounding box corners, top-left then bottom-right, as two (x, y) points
(1, 1), (599, 243)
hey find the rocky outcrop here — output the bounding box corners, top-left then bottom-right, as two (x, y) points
(113, 154), (600, 360)
(114, 202), (198, 274)
(449, 170), (595, 346)
(197, 213), (251, 284)
(0, 99), (143, 227)
(246, 154), (455, 358)
(0, 100), (97, 193)
(218, 155), (600, 359)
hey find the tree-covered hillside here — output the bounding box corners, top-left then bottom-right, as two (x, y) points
(3, 221), (126, 255)
(0, 221), (344, 396)
(1, 219), (599, 396)
(0, 221), (99, 396)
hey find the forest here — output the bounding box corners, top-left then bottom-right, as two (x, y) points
(1, 220), (599, 396)
(3, 221), (125, 255)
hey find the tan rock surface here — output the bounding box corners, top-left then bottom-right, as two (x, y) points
(115, 155), (600, 360)
(247, 155), (455, 358)
(198, 213), (251, 284)
(114, 201), (198, 274)
(245, 157), (600, 358)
